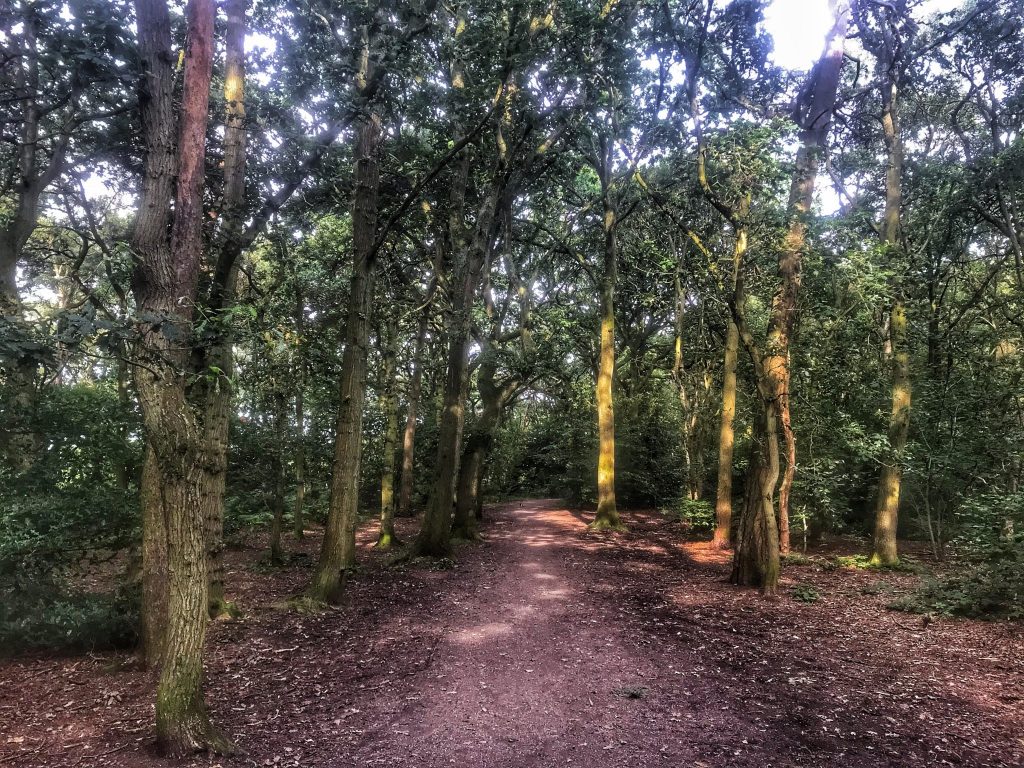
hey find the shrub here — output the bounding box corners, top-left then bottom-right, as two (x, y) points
(664, 498), (716, 536)
(0, 584), (138, 655)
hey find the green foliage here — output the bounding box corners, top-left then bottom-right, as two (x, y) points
(664, 497), (716, 536)
(0, 585), (138, 656)
(790, 584), (821, 603)
(894, 492), (1024, 619)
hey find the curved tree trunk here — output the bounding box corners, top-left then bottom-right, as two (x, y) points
(733, 1), (849, 582)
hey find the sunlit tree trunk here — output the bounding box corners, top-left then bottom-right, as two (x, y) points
(732, 0), (849, 587)
(713, 231), (746, 548)
(377, 314), (399, 548)
(308, 107), (381, 603)
(870, 74), (910, 566)
(199, 0), (247, 618)
(592, 167), (622, 531)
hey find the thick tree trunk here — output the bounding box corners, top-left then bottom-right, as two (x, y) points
(308, 111), (381, 603)
(130, 0), (229, 754)
(377, 316), (399, 549)
(592, 190), (621, 531)
(730, 406), (781, 595)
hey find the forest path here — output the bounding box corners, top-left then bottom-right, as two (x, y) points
(1, 500), (1022, 767)
(351, 499), (671, 767)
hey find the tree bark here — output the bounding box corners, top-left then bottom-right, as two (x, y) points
(870, 73), (910, 566)
(130, 0), (230, 754)
(731, 0), (849, 588)
(414, 180), (503, 555)
(377, 314), (400, 549)
(397, 259), (439, 517)
(592, 178), (622, 531)
(139, 443), (168, 668)
(200, 0), (247, 619)
(712, 230), (746, 549)
(307, 109), (382, 603)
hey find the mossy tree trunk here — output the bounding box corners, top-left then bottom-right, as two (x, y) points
(870, 58), (910, 566)
(592, 151), (622, 532)
(377, 313), (400, 549)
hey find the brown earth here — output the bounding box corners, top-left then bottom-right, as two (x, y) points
(1, 499), (1022, 767)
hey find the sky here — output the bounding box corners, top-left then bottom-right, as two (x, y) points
(763, 0), (967, 71)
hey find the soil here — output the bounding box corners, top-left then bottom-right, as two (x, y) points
(1, 499), (1022, 767)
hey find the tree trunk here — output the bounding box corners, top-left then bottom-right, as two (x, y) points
(872, 300), (910, 565)
(713, 317), (739, 548)
(414, 183), (502, 556)
(592, 187), (621, 531)
(397, 263), (437, 517)
(130, 0), (229, 754)
(870, 74), (910, 566)
(293, 295), (306, 538)
(307, 110), (381, 603)
(377, 315), (399, 549)
(269, 392), (287, 564)
(730, 406), (781, 595)
(199, 0), (247, 618)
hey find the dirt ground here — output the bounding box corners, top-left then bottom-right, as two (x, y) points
(1, 499), (1022, 767)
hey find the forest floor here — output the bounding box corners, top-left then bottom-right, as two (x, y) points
(1, 499), (1022, 767)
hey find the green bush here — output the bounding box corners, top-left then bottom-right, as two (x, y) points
(892, 491), (1023, 620)
(0, 585), (138, 655)
(664, 497), (715, 536)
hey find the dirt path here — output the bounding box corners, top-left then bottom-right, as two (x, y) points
(1, 500), (1022, 767)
